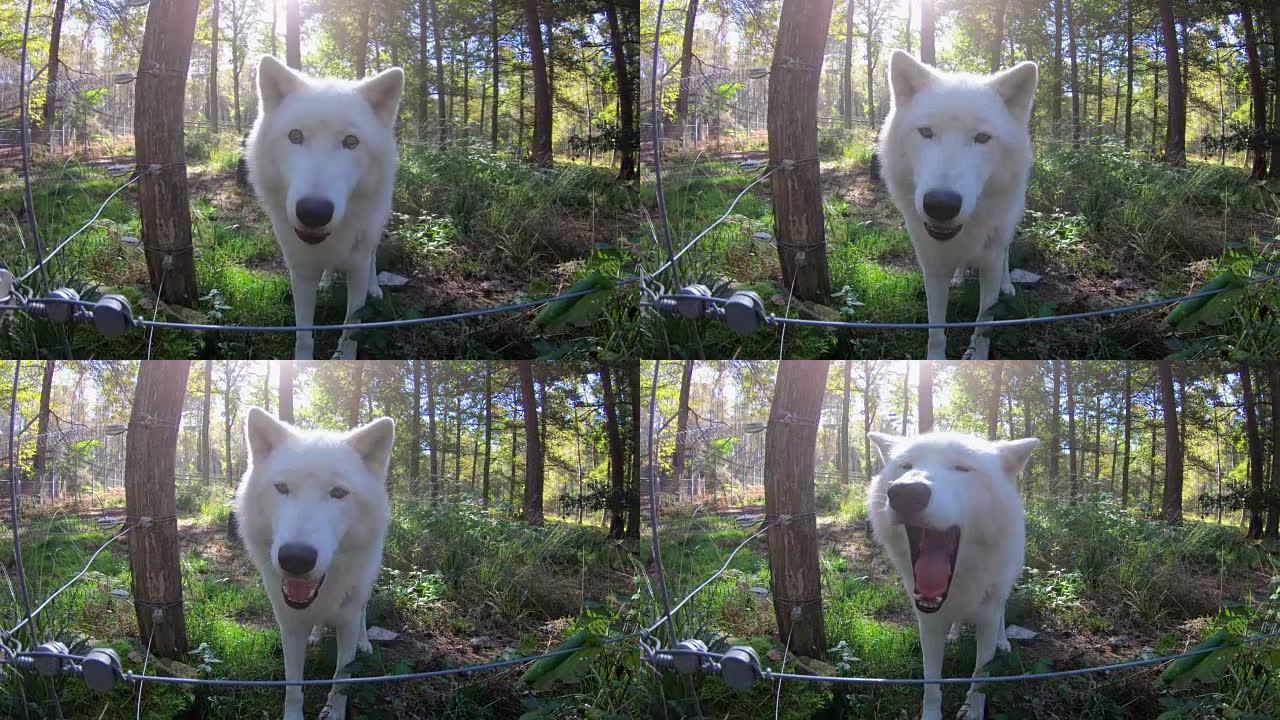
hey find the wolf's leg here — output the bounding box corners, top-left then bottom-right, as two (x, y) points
(308, 626), (323, 645)
(999, 247), (1015, 297)
(280, 620), (307, 720)
(922, 265), (953, 360)
(366, 250), (383, 301)
(289, 268), (321, 360)
(963, 257), (1002, 360)
(946, 624), (960, 643)
(319, 615), (361, 720)
(333, 266), (370, 360)
(950, 267), (965, 288)
(958, 612), (1000, 720)
(357, 603), (372, 654)
(918, 616), (946, 720)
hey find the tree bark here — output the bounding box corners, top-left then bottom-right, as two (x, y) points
(209, 0), (220, 133)
(426, 360), (438, 499)
(39, 0), (66, 135)
(1270, 3), (1280, 175)
(491, 0), (501, 149)
(1242, 3), (1268, 179)
(1065, 361), (1077, 495)
(33, 361), (53, 498)
(522, 0), (553, 166)
(482, 362), (492, 508)
(670, 361), (694, 495)
(1052, 0), (1063, 127)
(1050, 360), (1062, 492)
(920, 0), (936, 65)
(429, 0), (447, 148)
(604, 0), (638, 180)
(768, 0), (835, 303)
(1156, 361), (1182, 523)
(518, 362), (544, 524)
(278, 360), (294, 423)
(1066, 0), (1080, 144)
(764, 360), (829, 658)
(1241, 364), (1265, 538)
(125, 360), (192, 659)
(354, 0), (373, 78)
(990, 0), (1008, 72)
(417, 0), (432, 132)
(839, 361), (851, 485)
(918, 361), (934, 433)
(600, 363), (626, 539)
(988, 363), (1003, 440)
(626, 361), (642, 538)
(1157, 0), (1185, 165)
(674, 0), (700, 143)
(410, 361), (422, 495)
(1121, 365), (1132, 506)
(842, 0), (854, 126)
(1124, 0), (1133, 149)
(135, 0), (200, 307)
(285, 0), (301, 69)
(1266, 365), (1280, 538)
(200, 361), (211, 484)
(348, 363), (364, 428)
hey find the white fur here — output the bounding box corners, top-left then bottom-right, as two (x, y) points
(866, 431), (1038, 720)
(246, 56), (404, 360)
(234, 407), (395, 720)
(878, 51), (1039, 360)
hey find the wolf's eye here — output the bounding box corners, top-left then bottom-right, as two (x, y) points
(974, 132), (992, 144)
(288, 129), (304, 144)
(273, 482), (289, 495)
(330, 487), (349, 499)
(342, 134), (359, 149)
(954, 465), (973, 472)
(917, 127), (933, 139)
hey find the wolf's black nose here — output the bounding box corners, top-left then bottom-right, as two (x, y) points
(922, 190), (962, 221)
(295, 196), (334, 228)
(888, 480), (931, 515)
(277, 543), (317, 575)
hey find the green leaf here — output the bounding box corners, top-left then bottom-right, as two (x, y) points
(531, 273), (617, 331)
(1166, 272), (1244, 331)
(1159, 630), (1239, 689)
(519, 629), (602, 690)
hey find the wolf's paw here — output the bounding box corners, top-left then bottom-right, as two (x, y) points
(997, 638), (1011, 653)
(357, 638), (373, 654)
(332, 339), (358, 360)
(367, 284), (383, 301)
(921, 709), (944, 720)
(282, 708), (304, 720)
(317, 699), (346, 720)
(1000, 280), (1015, 296)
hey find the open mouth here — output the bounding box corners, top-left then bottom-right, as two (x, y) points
(924, 222), (962, 241)
(905, 525), (960, 613)
(281, 574), (325, 609)
(294, 228), (329, 244)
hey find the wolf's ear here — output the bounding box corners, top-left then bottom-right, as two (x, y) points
(346, 417), (396, 478)
(988, 61), (1038, 119)
(867, 432), (902, 465)
(257, 55), (306, 114)
(996, 438), (1040, 477)
(245, 407), (293, 466)
(887, 50), (935, 106)
(358, 67), (405, 127)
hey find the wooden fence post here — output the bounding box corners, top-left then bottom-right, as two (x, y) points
(125, 360), (192, 658)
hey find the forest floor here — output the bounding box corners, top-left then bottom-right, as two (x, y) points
(0, 135), (643, 359)
(647, 492), (1280, 719)
(640, 131), (1280, 359)
(0, 487), (648, 719)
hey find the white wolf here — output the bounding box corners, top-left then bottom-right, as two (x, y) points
(234, 407), (395, 720)
(866, 431), (1039, 720)
(246, 55), (404, 360)
(878, 51), (1039, 360)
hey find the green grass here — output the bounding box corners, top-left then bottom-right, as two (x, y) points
(0, 135), (640, 359)
(642, 134), (1280, 359)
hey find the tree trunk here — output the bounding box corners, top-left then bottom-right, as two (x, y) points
(426, 360), (438, 499)
(522, 0), (552, 166)
(863, 363), (874, 479)
(482, 363), (492, 508)
(417, 0), (431, 132)
(200, 360), (211, 484)
(1266, 365), (1280, 538)
(454, 395), (462, 488)
(1156, 361), (1182, 524)
(348, 363), (364, 428)
(990, 0), (1008, 73)
(1065, 361), (1077, 495)
(839, 361), (851, 486)
(600, 363), (626, 539)
(1066, 0), (1080, 144)
(1050, 360), (1062, 492)
(278, 360), (294, 423)
(669, 361), (694, 495)
(125, 360), (192, 659)
(674, 0), (700, 143)
(988, 363), (1003, 440)
(355, 0), (373, 78)
(626, 361), (642, 538)
(428, 0), (447, 148)
(518, 362), (544, 524)
(1242, 3), (1268, 179)
(842, 0), (853, 126)
(209, 0), (220, 133)
(764, 360), (829, 659)
(918, 361), (934, 433)
(1093, 394), (1102, 481)
(1157, 0), (1184, 165)
(1270, 3), (1280, 175)
(1124, 0), (1133, 149)
(491, 0), (501, 149)
(1121, 365), (1132, 506)
(411, 361), (423, 495)
(39, 0), (66, 134)
(920, 0), (936, 65)
(768, 0), (835, 303)
(285, 0), (300, 68)
(33, 361), (53, 498)
(865, 26), (876, 125)
(605, 0), (637, 180)
(1241, 364), (1265, 538)
(135, 0), (200, 307)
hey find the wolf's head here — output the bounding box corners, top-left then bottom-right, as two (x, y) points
(235, 407), (394, 611)
(882, 51), (1038, 241)
(867, 431), (1037, 614)
(250, 56), (404, 244)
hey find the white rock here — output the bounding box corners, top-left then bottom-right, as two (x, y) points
(749, 587), (770, 597)
(376, 272), (410, 288)
(366, 626), (399, 642)
(1009, 269), (1041, 284)
(1005, 624), (1038, 641)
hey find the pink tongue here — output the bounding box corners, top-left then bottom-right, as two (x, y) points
(913, 529), (952, 598)
(283, 578), (318, 602)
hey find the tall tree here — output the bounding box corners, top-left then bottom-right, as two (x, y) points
(842, 0), (854, 126)
(33, 361), (53, 498)
(209, 0), (220, 133)
(764, 360), (829, 658)
(517, 362), (544, 524)
(417, 0), (432, 131)
(1267, 365), (1280, 538)
(1156, 361), (1182, 523)
(990, 0), (1008, 72)
(354, 0), (373, 78)
(285, 0), (301, 69)
(920, 0), (936, 65)
(491, 0), (502, 149)
(428, 0), (447, 147)
(426, 360), (438, 498)
(482, 363), (492, 508)
(626, 361), (642, 538)
(1066, 361), (1077, 494)
(278, 360), (294, 423)
(1050, 361), (1062, 491)
(39, 0), (67, 136)
(1121, 365), (1132, 506)
(348, 363), (364, 428)
(200, 361), (212, 484)
(411, 361), (423, 495)
(1241, 3), (1268, 179)
(1066, 0), (1080, 143)
(605, 0), (638, 179)
(988, 363), (1003, 440)
(125, 360), (192, 659)
(674, 0), (700, 142)
(839, 361), (852, 486)
(522, 0), (553, 165)
(1241, 364), (1265, 538)
(918, 361), (934, 433)
(1157, 0), (1185, 164)
(1123, 0), (1134, 148)
(669, 361), (694, 495)
(600, 364), (626, 539)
